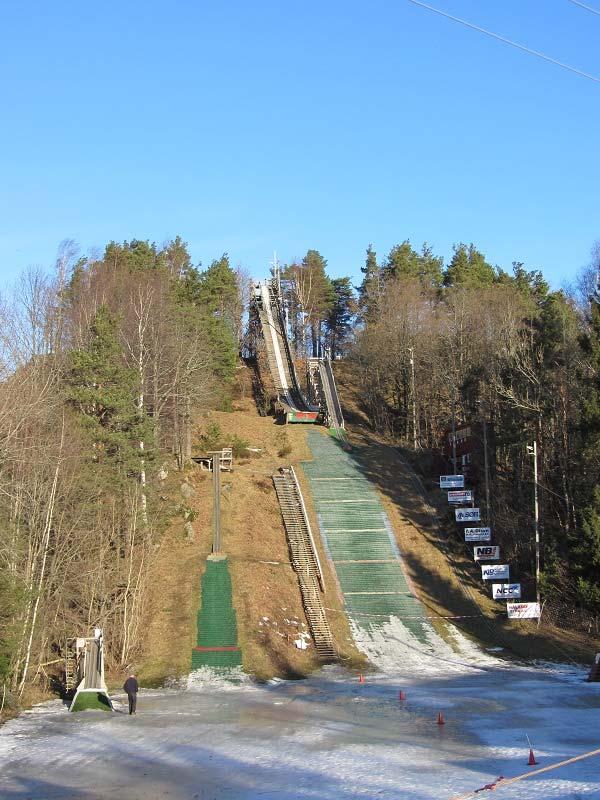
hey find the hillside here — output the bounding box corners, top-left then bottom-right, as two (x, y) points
(333, 360), (600, 665)
(138, 356), (600, 688)
(138, 368), (365, 685)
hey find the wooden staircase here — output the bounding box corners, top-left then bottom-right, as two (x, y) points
(272, 468), (337, 661)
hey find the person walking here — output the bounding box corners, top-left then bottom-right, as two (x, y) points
(123, 673), (138, 715)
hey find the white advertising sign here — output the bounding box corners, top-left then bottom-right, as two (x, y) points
(507, 602), (541, 619)
(448, 490), (473, 505)
(440, 475), (465, 489)
(474, 545), (500, 561)
(465, 527), (491, 542)
(455, 507), (481, 523)
(492, 583), (521, 600)
(481, 564), (510, 581)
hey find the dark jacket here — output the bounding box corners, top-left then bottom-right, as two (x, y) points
(123, 677), (138, 695)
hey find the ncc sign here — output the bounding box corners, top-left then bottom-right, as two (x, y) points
(481, 564), (510, 580)
(465, 527), (491, 542)
(507, 602), (541, 619)
(448, 490), (473, 505)
(455, 507), (481, 523)
(474, 545), (500, 561)
(492, 583), (521, 600)
(440, 475), (465, 489)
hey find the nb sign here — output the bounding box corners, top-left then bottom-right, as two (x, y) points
(474, 545), (500, 561)
(481, 564), (509, 580)
(492, 583), (521, 600)
(455, 508), (481, 522)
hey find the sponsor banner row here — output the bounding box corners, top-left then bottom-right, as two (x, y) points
(465, 527), (491, 542)
(440, 474), (465, 489)
(507, 602), (541, 619)
(455, 507), (481, 522)
(448, 490), (473, 504)
(492, 583), (521, 599)
(474, 545), (499, 561)
(482, 564), (509, 580)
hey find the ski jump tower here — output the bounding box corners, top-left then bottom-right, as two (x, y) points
(250, 265), (344, 430)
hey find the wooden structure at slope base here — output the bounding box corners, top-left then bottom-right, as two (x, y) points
(66, 628), (113, 712)
(272, 467), (337, 661)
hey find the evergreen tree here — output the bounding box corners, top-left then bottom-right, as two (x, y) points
(300, 250), (335, 356)
(104, 240), (164, 273)
(326, 277), (356, 358)
(198, 253), (238, 331)
(443, 243), (496, 287)
(384, 240), (420, 282)
(66, 305), (153, 472)
(383, 240), (442, 287)
(357, 244), (381, 321)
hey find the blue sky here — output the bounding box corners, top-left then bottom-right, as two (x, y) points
(0, 0), (598, 289)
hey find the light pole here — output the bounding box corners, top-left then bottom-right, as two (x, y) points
(408, 347), (417, 450)
(451, 392), (457, 474)
(482, 419), (491, 525)
(527, 441), (540, 605)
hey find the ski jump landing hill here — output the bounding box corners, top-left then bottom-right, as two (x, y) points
(250, 275), (477, 671)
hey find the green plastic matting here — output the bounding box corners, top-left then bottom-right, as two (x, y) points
(301, 430), (432, 642)
(191, 555), (243, 670)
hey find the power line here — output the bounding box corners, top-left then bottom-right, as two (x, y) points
(406, 0), (600, 84)
(567, 0), (600, 16)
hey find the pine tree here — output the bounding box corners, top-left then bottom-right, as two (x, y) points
(326, 277), (356, 358)
(443, 243), (496, 287)
(357, 245), (381, 321)
(66, 305), (153, 473)
(384, 240), (420, 282)
(572, 288), (600, 610)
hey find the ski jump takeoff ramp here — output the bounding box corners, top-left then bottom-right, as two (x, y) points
(301, 431), (491, 673)
(253, 281), (320, 424)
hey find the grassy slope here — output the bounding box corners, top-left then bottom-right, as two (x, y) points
(138, 368), (363, 685)
(334, 361), (600, 666)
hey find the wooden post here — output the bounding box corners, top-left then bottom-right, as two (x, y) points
(213, 454), (221, 554)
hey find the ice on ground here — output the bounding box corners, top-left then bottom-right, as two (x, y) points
(1, 661), (599, 800)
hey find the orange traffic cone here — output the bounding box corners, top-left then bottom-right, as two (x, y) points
(437, 711), (445, 725)
(358, 674), (365, 684)
(527, 748), (538, 766)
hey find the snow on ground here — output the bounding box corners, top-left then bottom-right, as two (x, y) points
(349, 615), (507, 675)
(1, 657), (600, 800)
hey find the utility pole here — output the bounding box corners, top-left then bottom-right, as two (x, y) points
(527, 441), (540, 606)
(212, 453), (221, 554)
(482, 420), (491, 524)
(408, 347), (417, 450)
(451, 393), (457, 474)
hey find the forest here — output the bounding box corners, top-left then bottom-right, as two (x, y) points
(1, 235), (599, 705)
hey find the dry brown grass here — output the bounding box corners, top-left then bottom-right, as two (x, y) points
(138, 371), (363, 684)
(333, 361), (600, 665)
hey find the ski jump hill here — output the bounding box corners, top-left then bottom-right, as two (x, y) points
(250, 273), (491, 673)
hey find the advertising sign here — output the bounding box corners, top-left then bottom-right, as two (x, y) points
(481, 564), (509, 580)
(474, 545), (500, 561)
(465, 527), (491, 542)
(507, 602), (541, 619)
(440, 475), (465, 489)
(448, 490), (473, 505)
(455, 507), (481, 523)
(492, 583), (521, 600)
